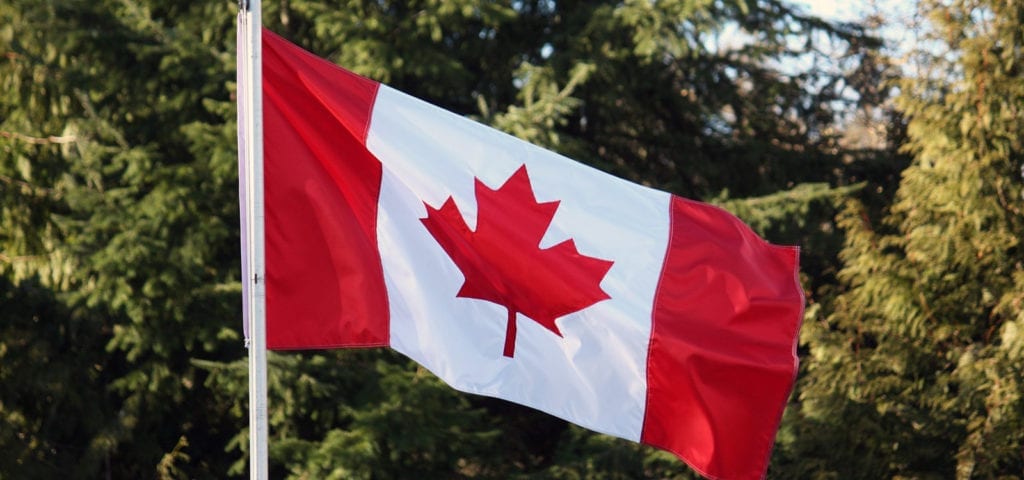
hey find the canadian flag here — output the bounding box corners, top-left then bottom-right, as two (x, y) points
(254, 28), (803, 480)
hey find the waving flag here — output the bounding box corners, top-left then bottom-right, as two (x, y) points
(256, 28), (803, 480)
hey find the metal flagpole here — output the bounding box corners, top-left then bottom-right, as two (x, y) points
(238, 0), (268, 478)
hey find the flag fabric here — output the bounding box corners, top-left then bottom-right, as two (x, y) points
(259, 28), (804, 480)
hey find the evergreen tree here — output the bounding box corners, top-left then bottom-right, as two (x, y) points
(788, 0), (1024, 477)
(1, 1), (242, 476)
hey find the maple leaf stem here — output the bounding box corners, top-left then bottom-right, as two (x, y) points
(503, 308), (517, 358)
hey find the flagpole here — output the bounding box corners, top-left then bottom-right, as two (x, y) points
(238, 0), (268, 479)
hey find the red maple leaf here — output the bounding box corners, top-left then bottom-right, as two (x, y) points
(420, 165), (614, 358)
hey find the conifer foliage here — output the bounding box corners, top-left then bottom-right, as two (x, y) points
(789, 0), (1024, 477)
